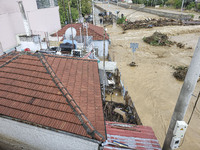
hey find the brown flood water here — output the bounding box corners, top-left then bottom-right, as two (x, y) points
(107, 22), (200, 150)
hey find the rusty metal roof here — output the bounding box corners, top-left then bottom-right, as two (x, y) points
(104, 121), (161, 150)
(0, 52), (105, 141)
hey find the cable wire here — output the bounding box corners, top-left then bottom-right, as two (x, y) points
(179, 91), (200, 147)
(188, 91), (200, 124)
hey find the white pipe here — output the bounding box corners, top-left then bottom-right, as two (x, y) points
(80, 27), (82, 43)
(17, 1), (31, 36)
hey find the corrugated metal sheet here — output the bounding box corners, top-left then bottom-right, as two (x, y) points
(104, 121), (161, 150)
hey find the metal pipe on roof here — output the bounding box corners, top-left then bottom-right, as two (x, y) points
(17, 1), (31, 36)
(80, 27), (82, 43)
(68, 1), (74, 49)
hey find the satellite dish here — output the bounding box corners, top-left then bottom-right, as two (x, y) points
(65, 27), (76, 40)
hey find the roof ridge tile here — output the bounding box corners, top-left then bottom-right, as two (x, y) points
(0, 53), (20, 68)
(38, 53), (104, 142)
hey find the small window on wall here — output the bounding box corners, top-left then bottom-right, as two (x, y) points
(36, 0), (58, 9)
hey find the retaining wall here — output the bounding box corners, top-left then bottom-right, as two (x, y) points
(109, 2), (192, 20)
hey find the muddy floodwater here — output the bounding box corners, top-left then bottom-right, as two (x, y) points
(97, 3), (200, 149)
(107, 23), (200, 150)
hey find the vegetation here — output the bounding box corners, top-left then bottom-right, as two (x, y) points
(132, 0), (168, 6)
(117, 17), (127, 24)
(58, 0), (91, 26)
(132, 0), (200, 11)
(143, 32), (173, 46)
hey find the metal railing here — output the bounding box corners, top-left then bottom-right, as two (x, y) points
(72, 36), (93, 46)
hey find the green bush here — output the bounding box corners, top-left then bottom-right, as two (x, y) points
(197, 3), (200, 10)
(186, 2), (195, 10)
(188, 14), (194, 18)
(166, 0), (182, 8)
(117, 17), (126, 24)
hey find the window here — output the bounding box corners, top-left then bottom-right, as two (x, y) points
(36, 0), (58, 9)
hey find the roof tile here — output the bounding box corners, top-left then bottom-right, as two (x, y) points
(0, 53), (105, 141)
(51, 23), (109, 41)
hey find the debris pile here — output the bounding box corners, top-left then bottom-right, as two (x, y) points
(176, 42), (185, 48)
(123, 18), (182, 30)
(122, 18), (200, 30)
(103, 91), (142, 125)
(103, 101), (138, 124)
(173, 66), (188, 81)
(143, 32), (173, 46)
(143, 32), (189, 48)
(129, 61), (137, 67)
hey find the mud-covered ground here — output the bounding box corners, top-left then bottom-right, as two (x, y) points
(97, 3), (200, 150)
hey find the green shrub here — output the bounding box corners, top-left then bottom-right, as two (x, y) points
(189, 14), (194, 18)
(186, 2), (195, 10)
(117, 17), (126, 24)
(197, 3), (200, 10)
(166, 0), (182, 8)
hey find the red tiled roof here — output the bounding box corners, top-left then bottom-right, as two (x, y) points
(104, 121), (161, 150)
(51, 23), (109, 41)
(0, 52), (105, 141)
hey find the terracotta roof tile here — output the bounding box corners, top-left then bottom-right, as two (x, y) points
(51, 23), (109, 41)
(0, 52), (105, 141)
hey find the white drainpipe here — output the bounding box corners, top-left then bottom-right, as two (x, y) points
(18, 1), (31, 36)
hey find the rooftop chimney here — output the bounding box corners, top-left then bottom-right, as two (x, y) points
(18, 1), (31, 36)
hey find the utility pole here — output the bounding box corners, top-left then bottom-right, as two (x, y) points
(92, 0), (95, 25)
(103, 26), (106, 101)
(181, 0), (185, 12)
(163, 38), (200, 150)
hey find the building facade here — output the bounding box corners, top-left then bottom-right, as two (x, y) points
(51, 23), (110, 57)
(0, 0), (61, 53)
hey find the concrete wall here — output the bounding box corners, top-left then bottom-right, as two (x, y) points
(0, 0), (61, 52)
(0, 117), (99, 150)
(0, 0), (37, 15)
(28, 7), (61, 35)
(109, 2), (192, 20)
(93, 40), (109, 57)
(0, 14), (19, 51)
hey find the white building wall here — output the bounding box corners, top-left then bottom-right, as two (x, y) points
(93, 40), (109, 57)
(0, 0), (61, 52)
(0, 14), (18, 51)
(0, 117), (99, 150)
(28, 7), (61, 35)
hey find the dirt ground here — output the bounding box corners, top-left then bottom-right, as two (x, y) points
(98, 3), (200, 150)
